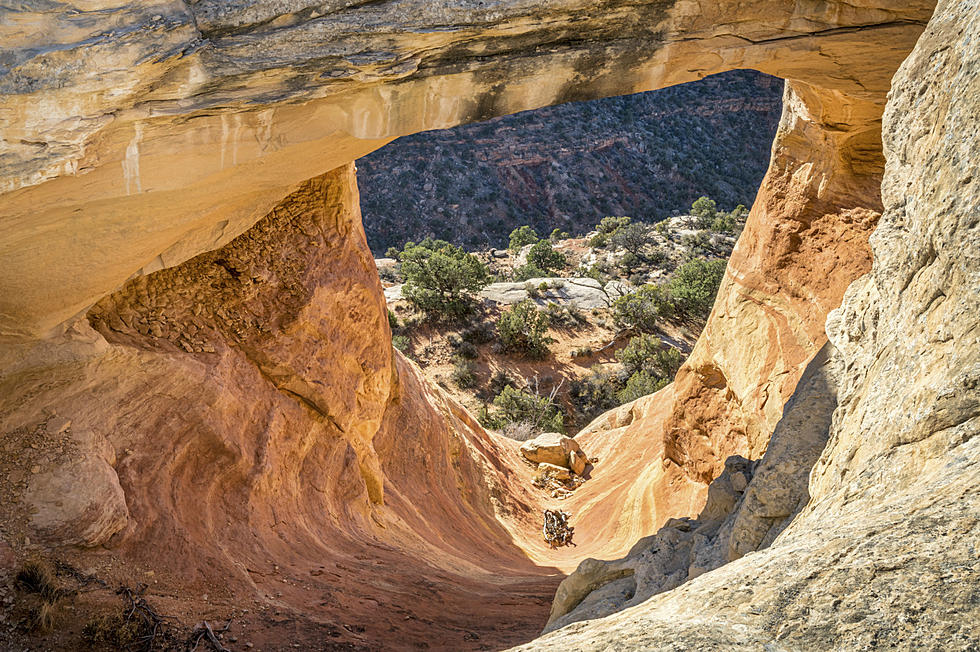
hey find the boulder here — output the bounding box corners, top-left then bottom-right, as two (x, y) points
(536, 463), (571, 482)
(520, 433), (587, 474)
(568, 450), (588, 476)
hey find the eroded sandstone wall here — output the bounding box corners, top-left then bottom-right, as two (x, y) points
(0, 165), (559, 648)
(517, 0), (979, 645)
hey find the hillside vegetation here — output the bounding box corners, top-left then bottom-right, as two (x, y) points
(359, 70), (782, 253)
(380, 199), (745, 435)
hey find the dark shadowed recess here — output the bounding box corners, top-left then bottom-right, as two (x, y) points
(358, 70), (783, 254)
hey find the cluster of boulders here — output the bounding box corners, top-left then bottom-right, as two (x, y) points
(519, 433), (591, 498)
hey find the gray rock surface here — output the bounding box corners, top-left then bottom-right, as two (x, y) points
(480, 277), (630, 309)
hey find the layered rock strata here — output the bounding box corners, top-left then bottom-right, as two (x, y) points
(0, 0), (933, 337)
(0, 165), (561, 648)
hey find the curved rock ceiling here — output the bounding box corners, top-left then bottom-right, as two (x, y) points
(0, 0), (933, 337)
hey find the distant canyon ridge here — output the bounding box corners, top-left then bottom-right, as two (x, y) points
(358, 70), (783, 253)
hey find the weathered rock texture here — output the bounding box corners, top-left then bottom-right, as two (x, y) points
(2, 0), (978, 649)
(0, 165), (562, 648)
(515, 0), (980, 646)
(0, 0), (933, 337)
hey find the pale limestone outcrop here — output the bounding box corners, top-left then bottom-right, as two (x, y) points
(0, 1), (932, 337)
(516, 0), (980, 646)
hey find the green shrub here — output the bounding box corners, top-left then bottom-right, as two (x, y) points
(481, 385), (565, 434)
(526, 240), (567, 275)
(691, 196), (718, 227)
(569, 367), (621, 423)
(387, 309), (400, 331)
(710, 212), (737, 233)
(613, 284), (675, 332)
(498, 300), (553, 358)
(609, 222), (653, 255)
(392, 334), (410, 352)
(617, 371), (669, 403)
(617, 335), (684, 379)
(462, 320), (495, 344)
(480, 370), (516, 401)
(596, 216), (632, 235)
(509, 225), (540, 252)
(513, 263), (548, 282)
(397, 238), (490, 318)
(549, 228), (571, 242)
(451, 358), (477, 388)
(668, 258), (727, 319)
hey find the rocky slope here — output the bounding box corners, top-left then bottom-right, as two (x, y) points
(2, 1), (977, 650)
(358, 70), (781, 252)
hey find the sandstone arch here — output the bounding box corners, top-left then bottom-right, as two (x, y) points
(2, 0), (977, 649)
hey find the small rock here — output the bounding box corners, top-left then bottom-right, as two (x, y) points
(730, 471), (748, 493)
(536, 462), (571, 482)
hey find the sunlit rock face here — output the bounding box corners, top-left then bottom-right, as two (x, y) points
(518, 0), (979, 646)
(0, 0), (932, 337)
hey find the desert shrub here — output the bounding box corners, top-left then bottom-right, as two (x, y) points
(691, 196), (719, 227)
(612, 284), (675, 332)
(513, 263), (548, 282)
(645, 246), (669, 268)
(579, 262), (611, 283)
(498, 300), (553, 358)
(457, 341), (479, 359)
(480, 370), (516, 401)
(462, 320), (495, 344)
(392, 334), (410, 353)
(526, 240), (567, 274)
(617, 370), (669, 403)
(396, 238), (490, 318)
(549, 228), (571, 242)
(545, 302), (585, 329)
(509, 225), (540, 252)
(597, 215), (632, 235)
(680, 230), (711, 257)
(481, 385), (565, 434)
(571, 346), (592, 358)
(378, 265), (401, 284)
(83, 614), (152, 648)
(387, 309), (400, 331)
(617, 335), (684, 379)
(710, 212), (737, 233)
(569, 367), (622, 423)
(618, 251), (642, 275)
(609, 222), (653, 255)
(669, 258), (727, 319)
(451, 358), (477, 388)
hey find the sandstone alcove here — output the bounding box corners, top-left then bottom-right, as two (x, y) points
(2, 1), (978, 650)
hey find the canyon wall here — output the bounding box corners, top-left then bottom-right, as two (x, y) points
(524, 0), (980, 643)
(0, 164), (561, 648)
